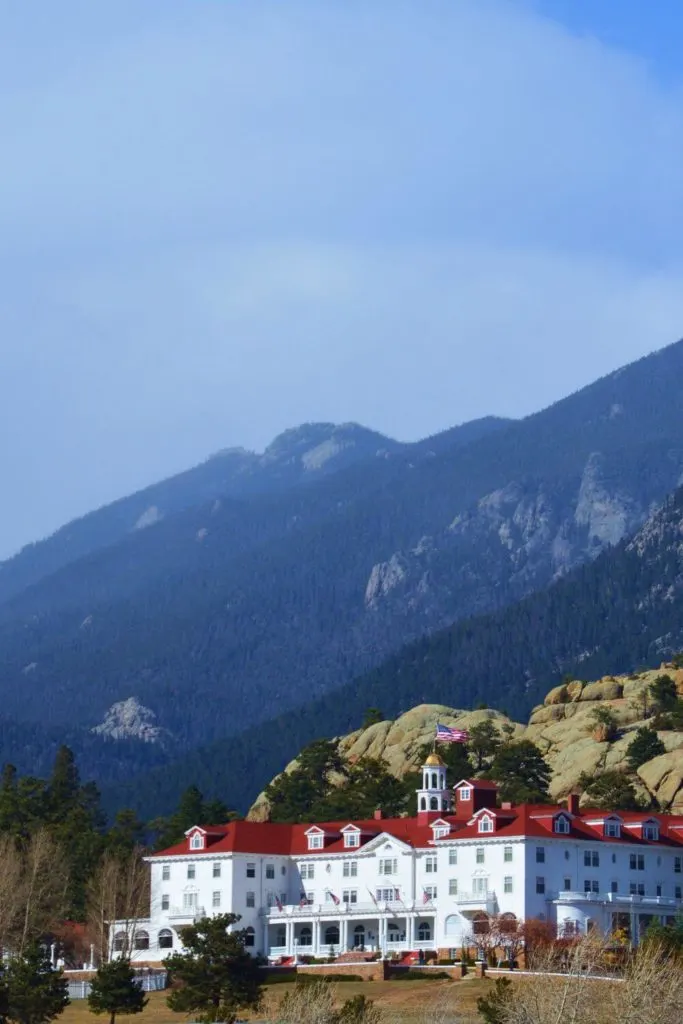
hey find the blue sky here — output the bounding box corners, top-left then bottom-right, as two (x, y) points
(2, 0), (683, 556)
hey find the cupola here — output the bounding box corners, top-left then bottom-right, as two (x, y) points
(417, 752), (452, 821)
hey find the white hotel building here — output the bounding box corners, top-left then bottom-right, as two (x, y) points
(114, 754), (683, 962)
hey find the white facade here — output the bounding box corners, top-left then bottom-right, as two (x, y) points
(112, 766), (683, 962)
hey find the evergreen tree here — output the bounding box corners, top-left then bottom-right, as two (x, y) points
(151, 786), (232, 850)
(318, 758), (406, 820)
(650, 674), (679, 713)
(265, 740), (346, 823)
(166, 915), (262, 1024)
(105, 810), (146, 859)
(361, 709), (385, 729)
(476, 977), (513, 1024)
(3, 944), (69, 1024)
(46, 747), (80, 821)
(578, 770), (642, 811)
(625, 727), (666, 771)
(468, 721), (501, 772)
(88, 958), (148, 1024)
(487, 741), (550, 804)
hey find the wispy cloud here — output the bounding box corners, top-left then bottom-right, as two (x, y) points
(1, 0), (683, 553)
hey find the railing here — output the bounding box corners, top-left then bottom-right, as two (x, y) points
(264, 900), (426, 918)
(168, 905), (206, 920)
(553, 891), (681, 907)
(453, 891), (496, 907)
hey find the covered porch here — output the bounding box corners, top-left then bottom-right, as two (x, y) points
(266, 910), (436, 959)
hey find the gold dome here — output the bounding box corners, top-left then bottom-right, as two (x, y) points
(424, 752), (445, 767)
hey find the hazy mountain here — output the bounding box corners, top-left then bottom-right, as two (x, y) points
(115, 482), (683, 818)
(2, 340), (683, 802)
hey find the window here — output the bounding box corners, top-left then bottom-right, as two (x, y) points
(605, 820), (620, 838)
(630, 854), (645, 871)
(266, 864), (275, 879)
(344, 832), (360, 848)
(213, 862), (221, 878)
(656, 884), (662, 897)
(536, 847), (545, 864)
(423, 886), (437, 901)
(212, 891), (221, 908)
(476, 848), (485, 865)
(418, 922), (432, 941)
(282, 865), (287, 875)
(449, 849), (458, 866)
(554, 816), (570, 834)
(584, 851), (599, 868)
(134, 930), (149, 951)
(611, 881), (618, 894)
(158, 930), (173, 950)
(308, 834), (324, 850)
(676, 886), (682, 900)
(675, 857), (682, 874)
(161, 894), (169, 911)
(536, 877), (545, 895)
(376, 888), (400, 903)
(189, 833), (204, 850)
(113, 933), (126, 953)
(565, 850), (570, 861)
(563, 878), (571, 891)
(379, 858), (398, 875)
(583, 880), (599, 894)
(162, 865), (170, 881)
(459, 787), (471, 801)
(504, 847), (513, 863)
(325, 925), (340, 946)
(629, 882), (645, 896)
(246, 891), (255, 908)
(244, 927), (255, 948)
(449, 878), (458, 896)
(425, 855), (437, 873)
(643, 823), (659, 841)
(300, 863), (315, 880)
(342, 889), (358, 904)
(504, 876), (513, 894)
(246, 863), (256, 878)
(187, 865), (195, 880)
(343, 861), (357, 878)
(183, 892), (197, 909)
(433, 825), (449, 839)
(478, 816), (494, 833)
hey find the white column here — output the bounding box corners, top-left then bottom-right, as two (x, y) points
(286, 919), (293, 955)
(313, 920), (320, 956)
(407, 916), (415, 948)
(340, 917), (348, 952)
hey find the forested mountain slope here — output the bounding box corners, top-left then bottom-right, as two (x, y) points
(110, 483), (683, 818)
(3, 339), (683, 793)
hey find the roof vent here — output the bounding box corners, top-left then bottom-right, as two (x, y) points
(374, 808), (384, 820)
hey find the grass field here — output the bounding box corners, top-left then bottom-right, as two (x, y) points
(60, 977), (495, 1024)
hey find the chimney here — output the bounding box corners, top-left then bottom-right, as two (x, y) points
(501, 801), (513, 810)
(373, 808), (384, 820)
(568, 793), (580, 815)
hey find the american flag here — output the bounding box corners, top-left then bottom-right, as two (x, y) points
(436, 723), (470, 743)
(274, 894), (283, 912)
(423, 889), (433, 905)
(327, 890), (340, 906)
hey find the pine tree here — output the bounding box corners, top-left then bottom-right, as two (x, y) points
(166, 915), (262, 1024)
(88, 958), (148, 1024)
(626, 727), (666, 771)
(468, 721), (501, 772)
(487, 740), (550, 804)
(3, 944), (69, 1024)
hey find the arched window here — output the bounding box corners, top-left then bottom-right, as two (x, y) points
(387, 922), (402, 943)
(244, 927), (255, 948)
(353, 925), (365, 948)
(498, 913), (517, 935)
(299, 927), (312, 947)
(324, 925), (340, 945)
(418, 921), (431, 942)
(472, 913), (490, 936)
(420, 797), (427, 810)
(134, 930), (149, 951)
(113, 932), (126, 952)
(158, 929), (173, 949)
(431, 773), (438, 788)
(430, 796), (439, 810)
(444, 915), (459, 936)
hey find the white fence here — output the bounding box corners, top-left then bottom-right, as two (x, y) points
(67, 970), (168, 1000)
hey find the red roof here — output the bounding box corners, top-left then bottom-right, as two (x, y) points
(150, 803), (683, 858)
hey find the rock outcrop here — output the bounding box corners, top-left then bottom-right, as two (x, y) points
(248, 663), (683, 820)
(91, 697), (173, 746)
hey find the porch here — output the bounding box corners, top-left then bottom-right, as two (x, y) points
(265, 911), (436, 959)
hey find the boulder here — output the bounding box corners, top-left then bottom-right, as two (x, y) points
(544, 685), (569, 706)
(579, 679), (624, 702)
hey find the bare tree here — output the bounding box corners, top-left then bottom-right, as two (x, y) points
(86, 847), (149, 963)
(0, 830), (69, 955)
(0, 834), (25, 951)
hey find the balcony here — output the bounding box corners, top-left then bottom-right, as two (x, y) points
(553, 891), (681, 908)
(452, 891), (497, 914)
(167, 905), (207, 921)
(263, 899), (434, 920)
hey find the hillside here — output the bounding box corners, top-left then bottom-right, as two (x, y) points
(248, 665), (683, 819)
(107, 479), (683, 818)
(4, 339), (683, 793)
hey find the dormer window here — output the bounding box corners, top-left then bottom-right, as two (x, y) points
(433, 826), (450, 839)
(554, 816), (570, 835)
(308, 834), (323, 850)
(189, 833), (204, 850)
(458, 787), (472, 801)
(604, 820), (621, 838)
(643, 823), (659, 841)
(478, 816), (494, 833)
(344, 832), (360, 848)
